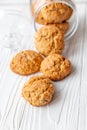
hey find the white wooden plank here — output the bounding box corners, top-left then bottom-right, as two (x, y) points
(77, 5), (87, 130)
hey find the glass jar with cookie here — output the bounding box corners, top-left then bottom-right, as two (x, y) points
(30, 0), (78, 40)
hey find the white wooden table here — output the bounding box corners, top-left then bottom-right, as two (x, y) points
(0, 0), (87, 130)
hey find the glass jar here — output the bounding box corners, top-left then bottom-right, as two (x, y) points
(0, 9), (33, 50)
(30, 0), (78, 40)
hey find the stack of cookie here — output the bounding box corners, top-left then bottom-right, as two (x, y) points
(35, 2), (73, 31)
(34, 2), (73, 81)
(10, 2), (73, 107)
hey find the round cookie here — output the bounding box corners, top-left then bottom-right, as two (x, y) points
(35, 26), (64, 56)
(10, 50), (43, 75)
(41, 2), (73, 24)
(40, 54), (71, 81)
(22, 76), (55, 106)
(47, 22), (69, 34)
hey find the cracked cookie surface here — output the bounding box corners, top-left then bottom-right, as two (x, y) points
(10, 50), (43, 75)
(35, 26), (64, 56)
(40, 54), (71, 81)
(36, 13), (69, 34)
(41, 2), (73, 24)
(22, 76), (55, 106)
(36, 11), (47, 25)
(47, 22), (69, 34)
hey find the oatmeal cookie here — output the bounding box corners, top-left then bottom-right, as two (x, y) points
(10, 50), (43, 75)
(36, 11), (47, 25)
(32, 0), (53, 24)
(22, 76), (55, 106)
(41, 2), (73, 24)
(47, 22), (69, 34)
(40, 54), (71, 81)
(35, 26), (64, 56)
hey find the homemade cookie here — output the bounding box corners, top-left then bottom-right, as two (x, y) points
(41, 2), (73, 24)
(22, 76), (55, 106)
(36, 13), (69, 33)
(10, 50), (43, 75)
(36, 11), (47, 25)
(35, 26), (64, 56)
(32, 0), (48, 24)
(48, 22), (69, 34)
(40, 54), (71, 81)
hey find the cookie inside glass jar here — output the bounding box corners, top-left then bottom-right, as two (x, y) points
(30, 0), (78, 40)
(36, 2), (73, 24)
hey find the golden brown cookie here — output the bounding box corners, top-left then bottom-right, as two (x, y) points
(32, 0), (47, 24)
(32, 0), (53, 20)
(34, 26), (64, 56)
(40, 54), (71, 81)
(22, 76), (55, 106)
(10, 50), (43, 75)
(41, 2), (73, 24)
(31, 0), (48, 24)
(36, 11), (47, 25)
(35, 12), (69, 33)
(47, 22), (69, 34)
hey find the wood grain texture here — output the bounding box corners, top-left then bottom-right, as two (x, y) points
(0, 3), (87, 130)
(77, 6), (87, 130)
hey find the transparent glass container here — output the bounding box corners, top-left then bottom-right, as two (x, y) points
(30, 0), (78, 40)
(0, 9), (33, 50)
